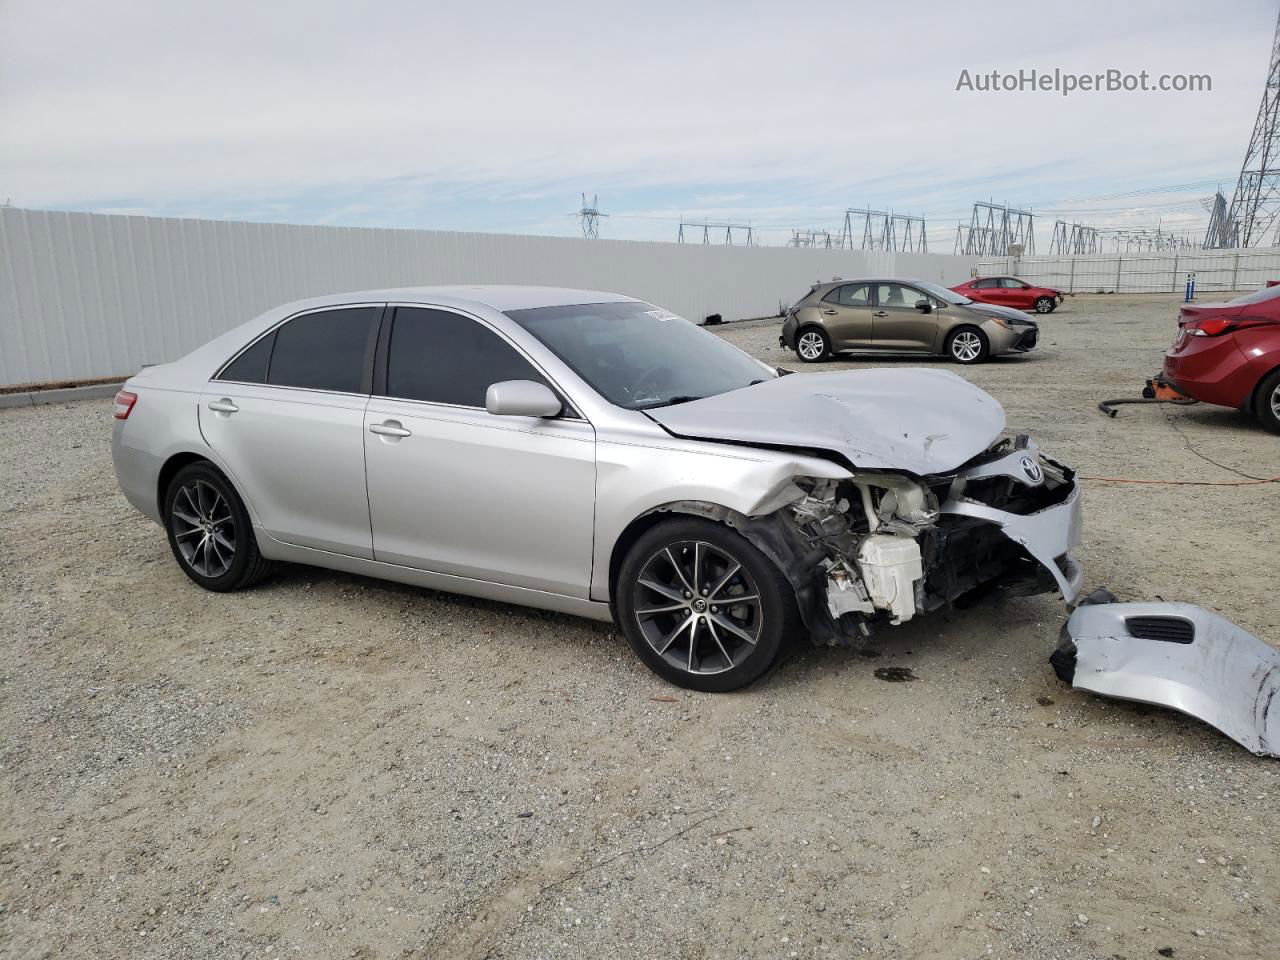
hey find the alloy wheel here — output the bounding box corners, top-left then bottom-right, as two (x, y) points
(170, 479), (237, 578)
(797, 331), (825, 361)
(1036, 298), (1053, 313)
(951, 331), (982, 361)
(1272, 382), (1280, 422)
(632, 540), (763, 675)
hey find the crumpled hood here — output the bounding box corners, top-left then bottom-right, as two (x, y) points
(646, 368), (1006, 475)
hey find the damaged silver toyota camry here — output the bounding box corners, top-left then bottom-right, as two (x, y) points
(112, 286), (1083, 691)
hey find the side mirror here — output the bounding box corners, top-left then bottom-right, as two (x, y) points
(914, 299), (932, 314)
(485, 380), (562, 418)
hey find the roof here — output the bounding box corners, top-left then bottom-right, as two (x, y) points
(272, 285), (639, 315)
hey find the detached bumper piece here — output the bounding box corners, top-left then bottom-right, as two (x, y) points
(1053, 602), (1280, 758)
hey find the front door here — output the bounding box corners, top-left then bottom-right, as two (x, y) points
(363, 306), (596, 598)
(199, 305), (381, 558)
(818, 282), (875, 348)
(870, 283), (939, 352)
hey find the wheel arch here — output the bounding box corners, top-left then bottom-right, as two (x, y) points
(156, 451), (251, 520)
(1246, 361), (1280, 414)
(607, 500), (748, 604)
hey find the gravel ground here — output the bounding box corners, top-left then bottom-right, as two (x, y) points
(2, 292), (1279, 960)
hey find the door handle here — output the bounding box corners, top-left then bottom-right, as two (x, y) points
(369, 420), (412, 439)
(822, 309), (838, 315)
(208, 398), (239, 414)
(873, 311), (888, 317)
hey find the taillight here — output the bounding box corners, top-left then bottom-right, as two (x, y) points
(1186, 315), (1276, 337)
(113, 390), (138, 419)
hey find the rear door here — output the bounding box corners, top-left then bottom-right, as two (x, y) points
(969, 277), (1001, 304)
(199, 305), (381, 558)
(871, 283), (938, 352)
(363, 306), (596, 597)
(818, 282), (874, 348)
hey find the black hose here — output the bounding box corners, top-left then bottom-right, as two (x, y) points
(1098, 397), (1199, 418)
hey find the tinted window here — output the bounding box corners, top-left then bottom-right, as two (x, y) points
(218, 331), (275, 384)
(267, 308), (380, 393)
(1000, 278), (1027, 288)
(386, 308), (544, 407)
(823, 283), (870, 307)
(972, 278), (997, 289)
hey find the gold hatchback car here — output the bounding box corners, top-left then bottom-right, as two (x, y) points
(780, 278), (1040, 365)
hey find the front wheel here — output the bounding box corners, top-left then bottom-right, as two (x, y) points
(615, 518), (799, 692)
(795, 327), (832, 363)
(1035, 296), (1055, 314)
(945, 326), (989, 364)
(1256, 368), (1280, 435)
(164, 461), (274, 591)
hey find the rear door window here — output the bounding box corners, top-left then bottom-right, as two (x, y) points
(823, 284), (870, 307)
(266, 307), (381, 394)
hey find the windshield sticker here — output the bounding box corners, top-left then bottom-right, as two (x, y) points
(644, 309), (684, 322)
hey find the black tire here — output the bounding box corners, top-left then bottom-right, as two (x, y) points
(163, 461), (274, 592)
(794, 326), (832, 363)
(615, 517), (799, 692)
(1034, 296), (1055, 314)
(945, 325), (990, 365)
(1256, 367), (1280, 435)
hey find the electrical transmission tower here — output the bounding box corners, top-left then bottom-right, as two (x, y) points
(1202, 192), (1234, 248)
(1049, 220), (1100, 255)
(1213, 8), (1280, 247)
(677, 220), (754, 245)
(955, 202), (1036, 256)
(577, 193), (606, 239)
(789, 229), (835, 248)
(838, 209), (928, 252)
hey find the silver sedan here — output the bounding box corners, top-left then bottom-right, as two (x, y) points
(112, 286), (1083, 691)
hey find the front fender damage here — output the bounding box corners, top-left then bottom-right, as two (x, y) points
(655, 435), (1084, 647)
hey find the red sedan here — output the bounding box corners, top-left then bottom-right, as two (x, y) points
(1163, 285), (1280, 433)
(952, 276), (1063, 314)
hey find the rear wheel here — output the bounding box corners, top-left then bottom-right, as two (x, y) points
(1035, 296), (1055, 314)
(795, 327), (832, 363)
(945, 326), (989, 364)
(1256, 368), (1280, 435)
(164, 461), (274, 591)
(615, 517), (798, 692)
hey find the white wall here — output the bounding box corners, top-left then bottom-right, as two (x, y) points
(0, 207), (978, 386)
(978, 248), (1276, 295)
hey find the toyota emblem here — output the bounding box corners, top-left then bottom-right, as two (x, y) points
(1020, 456), (1043, 483)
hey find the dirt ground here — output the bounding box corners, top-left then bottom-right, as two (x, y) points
(3, 292), (1279, 960)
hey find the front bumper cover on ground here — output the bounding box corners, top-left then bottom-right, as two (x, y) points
(1053, 601), (1280, 758)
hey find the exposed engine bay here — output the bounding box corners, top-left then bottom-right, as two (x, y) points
(744, 435), (1084, 646)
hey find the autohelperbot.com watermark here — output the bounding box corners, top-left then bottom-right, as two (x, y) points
(955, 68), (1211, 96)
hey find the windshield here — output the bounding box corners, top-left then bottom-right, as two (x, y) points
(505, 301), (777, 410)
(913, 280), (972, 305)
(1227, 284), (1280, 306)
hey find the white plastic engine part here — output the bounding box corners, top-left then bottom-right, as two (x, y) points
(825, 562), (874, 618)
(856, 534), (924, 624)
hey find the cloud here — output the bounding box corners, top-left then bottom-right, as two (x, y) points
(0, 0), (1270, 241)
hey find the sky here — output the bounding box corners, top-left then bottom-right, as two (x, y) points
(1, 0), (1275, 248)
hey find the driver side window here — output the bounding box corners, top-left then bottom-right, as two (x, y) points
(1000, 278), (1026, 289)
(384, 307), (546, 408)
(874, 283), (921, 309)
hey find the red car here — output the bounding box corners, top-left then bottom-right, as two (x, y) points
(1163, 285), (1280, 434)
(951, 276), (1063, 314)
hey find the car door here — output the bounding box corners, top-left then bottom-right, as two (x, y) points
(1001, 277), (1035, 309)
(363, 306), (596, 598)
(969, 277), (1002, 305)
(199, 304), (382, 558)
(818, 282), (875, 348)
(871, 283), (938, 352)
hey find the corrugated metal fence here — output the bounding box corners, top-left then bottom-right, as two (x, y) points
(0, 207), (979, 387)
(978, 248), (1278, 295)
